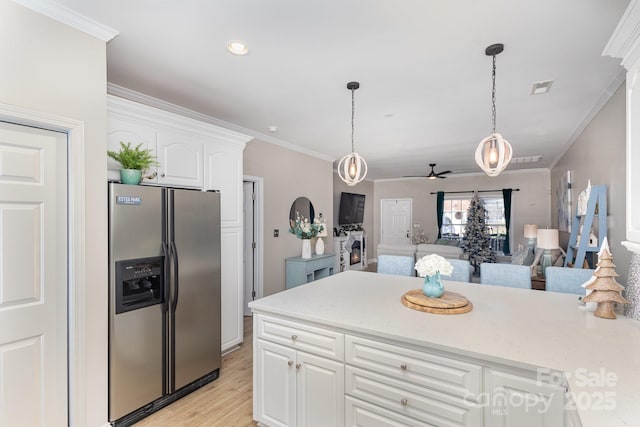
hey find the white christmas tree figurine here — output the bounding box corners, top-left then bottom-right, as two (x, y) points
(582, 237), (630, 319)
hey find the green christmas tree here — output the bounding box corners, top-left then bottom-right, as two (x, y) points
(462, 193), (496, 274)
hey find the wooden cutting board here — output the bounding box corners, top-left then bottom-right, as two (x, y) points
(401, 289), (473, 315)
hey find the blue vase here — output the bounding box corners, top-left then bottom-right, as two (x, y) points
(422, 272), (444, 298)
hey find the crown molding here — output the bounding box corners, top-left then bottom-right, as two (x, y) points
(107, 83), (335, 162)
(603, 0), (640, 69)
(549, 70), (625, 170)
(12, 0), (118, 42)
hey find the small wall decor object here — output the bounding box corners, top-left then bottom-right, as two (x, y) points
(576, 179), (592, 216)
(582, 238), (630, 319)
(314, 213), (328, 255)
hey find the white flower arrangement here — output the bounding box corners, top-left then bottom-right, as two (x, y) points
(415, 254), (453, 278)
(289, 212), (323, 239)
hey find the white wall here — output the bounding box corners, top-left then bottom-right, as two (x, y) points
(244, 140), (334, 296)
(0, 1), (108, 425)
(373, 170), (551, 256)
(333, 174), (375, 262)
(551, 84), (629, 282)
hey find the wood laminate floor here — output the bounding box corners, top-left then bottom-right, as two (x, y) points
(134, 317), (257, 427)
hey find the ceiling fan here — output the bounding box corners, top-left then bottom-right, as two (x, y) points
(406, 163), (452, 179)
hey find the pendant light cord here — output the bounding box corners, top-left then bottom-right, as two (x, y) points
(351, 87), (356, 153)
(491, 54), (497, 135)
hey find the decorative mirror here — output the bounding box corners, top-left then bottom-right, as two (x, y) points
(289, 197), (315, 225)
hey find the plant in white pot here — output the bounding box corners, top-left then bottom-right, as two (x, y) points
(107, 142), (158, 185)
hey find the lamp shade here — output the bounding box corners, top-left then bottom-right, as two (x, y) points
(524, 224), (538, 239)
(537, 229), (559, 249)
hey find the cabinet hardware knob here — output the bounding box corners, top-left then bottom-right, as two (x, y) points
(400, 364), (407, 371)
(400, 398), (408, 406)
(295, 363), (301, 369)
(288, 360), (293, 367)
(291, 335), (297, 341)
(160, 173), (166, 178)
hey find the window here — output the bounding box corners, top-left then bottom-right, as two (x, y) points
(441, 196), (507, 253)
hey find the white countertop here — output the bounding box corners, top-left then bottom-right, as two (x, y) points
(249, 270), (640, 427)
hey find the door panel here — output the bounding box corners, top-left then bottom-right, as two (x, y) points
(243, 181), (254, 317)
(158, 132), (203, 187)
(0, 122), (67, 426)
(171, 189), (221, 390)
(256, 339), (296, 427)
(380, 199), (412, 245)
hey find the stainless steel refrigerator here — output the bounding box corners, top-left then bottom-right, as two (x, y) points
(108, 183), (221, 425)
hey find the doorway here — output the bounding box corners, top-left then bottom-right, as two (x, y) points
(380, 198), (413, 245)
(0, 121), (68, 425)
(243, 176), (264, 316)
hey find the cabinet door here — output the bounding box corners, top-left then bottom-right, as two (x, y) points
(205, 144), (243, 227)
(256, 340), (297, 427)
(296, 351), (345, 427)
(157, 130), (203, 187)
(107, 116), (157, 183)
(221, 227), (243, 351)
(485, 369), (565, 427)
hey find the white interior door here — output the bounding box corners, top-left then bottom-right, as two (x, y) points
(380, 199), (412, 245)
(0, 121), (68, 426)
(243, 181), (255, 316)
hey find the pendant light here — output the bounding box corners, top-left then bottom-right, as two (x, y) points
(338, 81), (367, 186)
(475, 43), (512, 177)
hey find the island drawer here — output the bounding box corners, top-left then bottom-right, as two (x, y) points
(346, 335), (481, 400)
(345, 396), (430, 427)
(346, 366), (482, 427)
(256, 314), (344, 360)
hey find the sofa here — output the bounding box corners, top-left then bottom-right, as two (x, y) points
(377, 241), (464, 261)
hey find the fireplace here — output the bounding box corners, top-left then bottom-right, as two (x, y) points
(350, 241), (361, 265)
(334, 231), (367, 272)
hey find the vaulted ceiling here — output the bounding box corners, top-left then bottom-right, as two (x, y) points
(57, 0), (630, 179)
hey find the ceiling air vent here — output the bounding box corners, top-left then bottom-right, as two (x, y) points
(531, 80), (553, 95)
(511, 155), (542, 164)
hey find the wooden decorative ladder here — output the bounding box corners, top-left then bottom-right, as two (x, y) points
(564, 185), (607, 268)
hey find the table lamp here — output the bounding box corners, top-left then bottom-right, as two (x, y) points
(315, 214), (328, 255)
(524, 224), (538, 249)
(537, 228), (559, 276)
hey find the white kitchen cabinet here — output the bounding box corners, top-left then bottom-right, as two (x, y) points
(221, 228), (243, 350)
(107, 95), (252, 353)
(205, 144), (243, 228)
(484, 369), (565, 427)
(255, 339), (344, 427)
(252, 310), (571, 427)
(107, 116), (158, 183)
(156, 130), (203, 187)
(254, 314), (345, 427)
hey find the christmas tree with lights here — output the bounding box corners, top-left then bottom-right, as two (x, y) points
(462, 193), (496, 274)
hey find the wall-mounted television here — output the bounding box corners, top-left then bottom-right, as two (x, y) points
(338, 192), (365, 225)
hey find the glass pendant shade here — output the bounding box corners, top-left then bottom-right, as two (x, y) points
(338, 152), (367, 186)
(475, 132), (512, 177)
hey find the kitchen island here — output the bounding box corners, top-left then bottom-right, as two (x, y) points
(249, 270), (640, 427)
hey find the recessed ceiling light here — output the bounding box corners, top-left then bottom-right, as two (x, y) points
(384, 113), (394, 118)
(227, 40), (248, 55)
(531, 80), (553, 95)
(267, 125), (278, 132)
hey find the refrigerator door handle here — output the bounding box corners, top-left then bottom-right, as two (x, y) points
(162, 241), (170, 312)
(170, 240), (179, 313)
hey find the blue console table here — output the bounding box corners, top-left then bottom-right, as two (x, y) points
(285, 253), (336, 289)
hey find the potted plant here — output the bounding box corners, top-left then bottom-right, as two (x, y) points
(107, 142), (158, 185)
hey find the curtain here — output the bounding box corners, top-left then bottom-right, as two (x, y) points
(436, 191), (445, 239)
(502, 188), (512, 255)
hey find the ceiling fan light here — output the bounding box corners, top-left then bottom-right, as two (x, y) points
(475, 133), (512, 177)
(338, 152), (367, 186)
